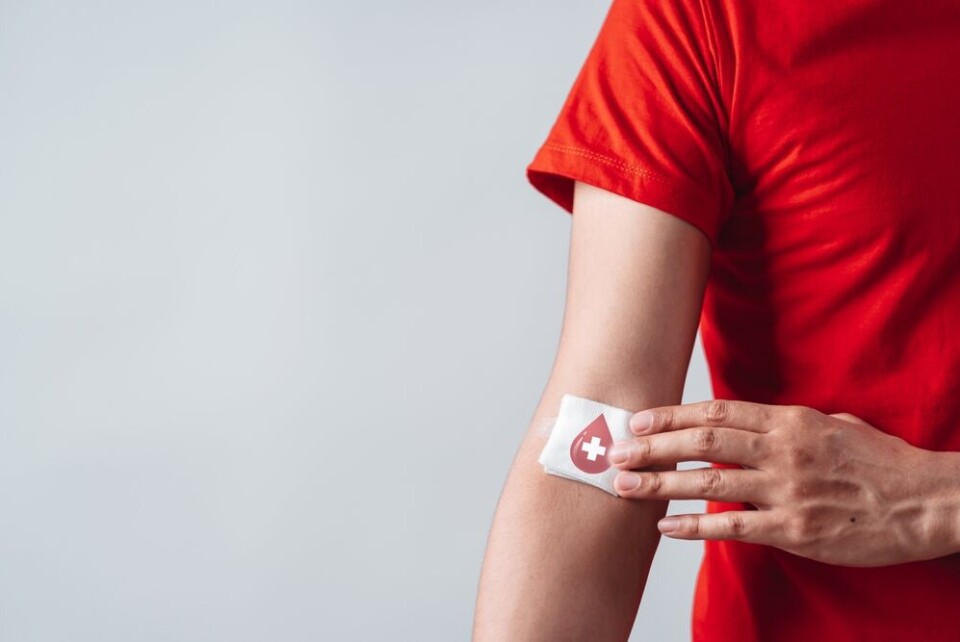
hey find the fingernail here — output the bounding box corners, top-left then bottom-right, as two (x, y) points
(607, 442), (631, 465)
(658, 516), (680, 533)
(615, 472), (641, 492)
(630, 411), (654, 434)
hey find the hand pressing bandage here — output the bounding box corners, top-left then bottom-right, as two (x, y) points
(537, 393), (634, 497)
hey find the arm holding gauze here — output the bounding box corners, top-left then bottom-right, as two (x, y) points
(538, 393), (634, 496)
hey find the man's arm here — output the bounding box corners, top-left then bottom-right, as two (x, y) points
(473, 180), (713, 641)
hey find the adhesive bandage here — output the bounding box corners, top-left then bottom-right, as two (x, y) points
(537, 393), (635, 497)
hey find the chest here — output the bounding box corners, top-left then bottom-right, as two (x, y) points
(722, 3), (960, 255)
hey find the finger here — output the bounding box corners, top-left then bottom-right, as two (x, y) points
(656, 509), (772, 543)
(629, 399), (781, 435)
(614, 467), (771, 504)
(608, 427), (766, 468)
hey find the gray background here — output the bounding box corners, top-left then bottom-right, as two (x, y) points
(0, 1), (713, 639)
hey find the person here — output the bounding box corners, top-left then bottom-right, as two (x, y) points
(472, 0), (960, 640)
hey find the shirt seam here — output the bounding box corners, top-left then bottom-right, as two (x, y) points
(541, 141), (720, 208)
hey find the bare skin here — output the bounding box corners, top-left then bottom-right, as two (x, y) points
(607, 399), (960, 567)
(472, 181), (712, 641)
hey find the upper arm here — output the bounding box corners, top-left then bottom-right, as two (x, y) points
(546, 180), (711, 409)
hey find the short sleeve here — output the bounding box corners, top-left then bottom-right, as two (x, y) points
(526, 0), (734, 247)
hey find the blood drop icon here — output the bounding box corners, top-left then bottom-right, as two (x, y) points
(569, 413), (614, 473)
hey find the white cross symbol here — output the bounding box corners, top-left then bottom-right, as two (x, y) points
(581, 436), (606, 461)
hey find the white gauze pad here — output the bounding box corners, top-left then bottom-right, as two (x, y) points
(537, 393), (634, 497)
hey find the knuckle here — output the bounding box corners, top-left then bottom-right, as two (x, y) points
(636, 437), (652, 461)
(697, 468), (724, 494)
(652, 410), (670, 431)
(784, 480), (805, 500)
(746, 434), (766, 457)
(785, 510), (820, 542)
(705, 400), (729, 425)
(795, 514), (820, 541)
(692, 427), (719, 454)
(786, 405), (813, 423)
(727, 512), (747, 537)
(647, 472), (663, 493)
(785, 516), (807, 541)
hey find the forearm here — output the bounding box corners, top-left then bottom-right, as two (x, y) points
(473, 379), (680, 641)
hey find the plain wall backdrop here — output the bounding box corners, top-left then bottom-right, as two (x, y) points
(0, 1), (715, 639)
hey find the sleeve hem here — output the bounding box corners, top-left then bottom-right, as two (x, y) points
(525, 141), (724, 248)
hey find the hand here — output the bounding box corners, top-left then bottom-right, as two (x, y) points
(606, 399), (960, 567)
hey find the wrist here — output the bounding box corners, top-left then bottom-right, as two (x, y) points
(922, 449), (960, 556)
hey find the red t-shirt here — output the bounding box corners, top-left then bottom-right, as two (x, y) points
(525, 1), (960, 640)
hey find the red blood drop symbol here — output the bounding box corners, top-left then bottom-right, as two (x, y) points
(569, 413), (614, 473)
